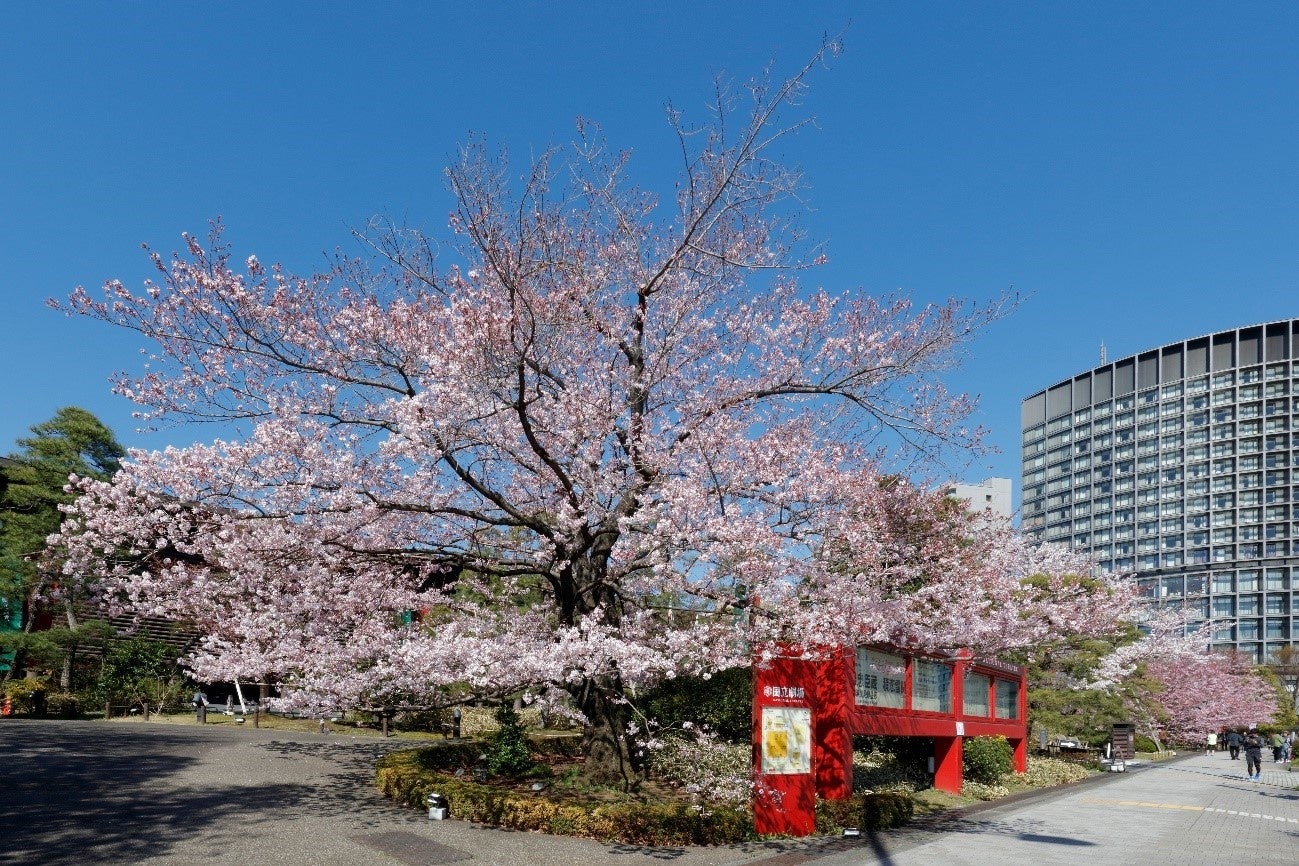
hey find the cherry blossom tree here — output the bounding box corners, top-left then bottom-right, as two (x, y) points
(1144, 653), (1279, 745)
(1089, 616), (1280, 748)
(51, 45), (1131, 785)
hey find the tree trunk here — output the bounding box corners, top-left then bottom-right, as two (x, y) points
(574, 674), (641, 790)
(59, 600), (79, 691)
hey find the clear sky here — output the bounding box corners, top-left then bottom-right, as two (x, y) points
(3, 2), (1297, 508)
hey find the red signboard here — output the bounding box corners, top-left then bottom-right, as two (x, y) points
(753, 645), (1027, 836)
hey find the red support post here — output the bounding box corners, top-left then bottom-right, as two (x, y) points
(932, 735), (963, 794)
(1012, 735), (1028, 773)
(812, 649), (852, 801)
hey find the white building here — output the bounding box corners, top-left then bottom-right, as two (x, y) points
(942, 477), (1013, 519)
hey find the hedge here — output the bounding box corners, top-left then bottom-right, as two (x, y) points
(815, 792), (915, 834)
(377, 745), (917, 845)
(375, 749), (750, 845)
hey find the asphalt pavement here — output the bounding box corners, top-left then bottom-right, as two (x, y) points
(3, 720), (1297, 866)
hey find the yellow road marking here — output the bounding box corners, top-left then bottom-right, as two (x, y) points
(1080, 797), (1299, 825)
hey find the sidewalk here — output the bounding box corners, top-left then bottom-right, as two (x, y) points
(8, 721), (1297, 866)
(803, 752), (1299, 865)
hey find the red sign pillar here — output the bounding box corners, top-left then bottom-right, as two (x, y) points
(753, 652), (817, 836)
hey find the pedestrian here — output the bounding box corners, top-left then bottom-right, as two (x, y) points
(1283, 731), (1293, 765)
(1205, 731), (1217, 755)
(1226, 728), (1242, 760)
(1244, 728), (1264, 781)
(1271, 730), (1284, 763)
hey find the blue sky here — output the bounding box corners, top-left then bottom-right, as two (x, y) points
(3, 2), (1297, 507)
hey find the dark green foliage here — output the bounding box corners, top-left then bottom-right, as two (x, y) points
(407, 741), (486, 771)
(860, 792), (915, 828)
(1, 408), (124, 572)
(963, 736), (1013, 785)
(486, 704), (536, 776)
(1011, 624), (1142, 746)
(852, 735), (935, 791)
(637, 666), (752, 743)
(95, 637), (187, 713)
(815, 792), (914, 833)
(1135, 734), (1162, 753)
(0, 619), (115, 687)
(1, 409), (125, 681)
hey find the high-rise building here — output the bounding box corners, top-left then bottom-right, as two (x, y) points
(1021, 320), (1299, 662)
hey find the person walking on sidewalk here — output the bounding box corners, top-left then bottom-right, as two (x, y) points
(1245, 729), (1264, 780)
(1271, 731), (1284, 763)
(1205, 731), (1218, 755)
(1226, 728), (1242, 760)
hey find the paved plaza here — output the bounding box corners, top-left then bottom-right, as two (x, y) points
(812, 751), (1299, 866)
(3, 720), (1298, 865)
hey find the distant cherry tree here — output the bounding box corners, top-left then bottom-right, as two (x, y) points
(1090, 617), (1280, 748)
(52, 45), (1129, 784)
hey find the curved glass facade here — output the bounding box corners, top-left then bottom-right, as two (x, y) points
(1021, 321), (1299, 662)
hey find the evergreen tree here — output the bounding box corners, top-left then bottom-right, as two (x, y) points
(0, 408), (124, 682)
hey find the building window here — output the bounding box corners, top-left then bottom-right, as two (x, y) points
(994, 680), (1019, 720)
(912, 660), (952, 714)
(964, 673), (991, 717)
(854, 648), (906, 709)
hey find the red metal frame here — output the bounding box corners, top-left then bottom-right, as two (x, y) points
(753, 645), (1028, 836)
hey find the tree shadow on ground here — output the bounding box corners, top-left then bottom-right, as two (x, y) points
(0, 721), (421, 864)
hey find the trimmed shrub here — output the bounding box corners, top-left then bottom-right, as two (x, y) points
(486, 705), (535, 776)
(860, 791), (914, 828)
(1015, 755), (1092, 787)
(45, 691), (80, 717)
(3, 678), (48, 715)
(963, 736), (1013, 785)
(817, 792), (916, 832)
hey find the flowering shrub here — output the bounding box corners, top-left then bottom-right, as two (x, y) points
(3, 679), (48, 715)
(646, 729), (753, 811)
(1015, 756), (1092, 787)
(961, 780), (1011, 800)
